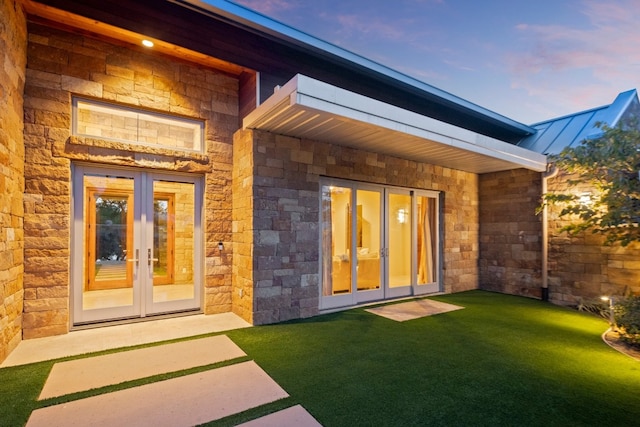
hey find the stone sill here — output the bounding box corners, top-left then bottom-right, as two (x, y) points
(54, 136), (213, 173)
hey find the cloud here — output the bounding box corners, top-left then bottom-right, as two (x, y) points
(233, 0), (298, 15)
(334, 14), (408, 41)
(507, 0), (640, 120)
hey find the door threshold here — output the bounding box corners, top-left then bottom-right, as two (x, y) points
(319, 292), (445, 315)
(71, 309), (203, 331)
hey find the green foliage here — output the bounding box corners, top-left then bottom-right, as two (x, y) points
(615, 295), (640, 347)
(543, 122), (640, 246)
(576, 297), (609, 320)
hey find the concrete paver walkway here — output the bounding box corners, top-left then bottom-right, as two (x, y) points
(237, 405), (322, 427)
(27, 361), (289, 427)
(18, 317), (321, 426)
(39, 335), (245, 399)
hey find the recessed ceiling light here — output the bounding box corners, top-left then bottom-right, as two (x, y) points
(142, 39), (154, 48)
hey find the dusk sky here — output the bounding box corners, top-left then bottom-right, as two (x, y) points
(225, 0), (639, 125)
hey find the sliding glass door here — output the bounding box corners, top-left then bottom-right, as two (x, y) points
(386, 189), (413, 298)
(320, 179), (439, 310)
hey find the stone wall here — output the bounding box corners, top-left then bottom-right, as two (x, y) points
(231, 129), (255, 323)
(23, 22), (237, 338)
(0, 0), (27, 362)
(479, 167), (640, 305)
(547, 171), (640, 305)
(233, 129), (479, 325)
(479, 169), (543, 298)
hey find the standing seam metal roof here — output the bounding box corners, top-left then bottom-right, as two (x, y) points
(517, 89), (639, 155)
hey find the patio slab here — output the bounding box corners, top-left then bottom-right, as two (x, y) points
(366, 298), (464, 321)
(1, 312), (251, 367)
(27, 361), (289, 427)
(39, 335), (245, 400)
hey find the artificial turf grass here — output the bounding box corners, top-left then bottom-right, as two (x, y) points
(226, 291), (640, 426)
(0, 360), (52, 427)
(2, 291), (639, 426)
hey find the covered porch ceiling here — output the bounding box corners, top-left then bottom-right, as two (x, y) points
(244, 75), (547, 174)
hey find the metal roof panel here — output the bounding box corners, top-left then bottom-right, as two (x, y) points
(518, 89), (639, 154)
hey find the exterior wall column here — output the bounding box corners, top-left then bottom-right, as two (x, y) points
(0, 0), (27, 362)
(232, 129), (256, 323)
(478, 169), (543, 298)
(232, 128), (322, 325)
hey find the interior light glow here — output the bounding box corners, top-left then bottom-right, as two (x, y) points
(578, 192), (592, 207)
(142, 39), (154, 48)
(397, 208), (408, 224)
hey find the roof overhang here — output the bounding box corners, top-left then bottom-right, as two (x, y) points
(28, 0), (535, 142)
(244, 75), (547, 174)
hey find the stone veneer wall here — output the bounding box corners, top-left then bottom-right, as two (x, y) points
(0, 0), (27, 362)
(23, 22), (237, 338)
(546, 171), (640, 305)
(233, 129), (479, 325)
(231, 127), (255, 322)
(479, 169), (543, 298)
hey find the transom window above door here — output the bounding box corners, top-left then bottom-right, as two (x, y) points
(72, 98), (204, 152)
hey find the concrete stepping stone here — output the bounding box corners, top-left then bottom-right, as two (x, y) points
(366, 299), (464, 321)
(39, 335), (245, 399)
(27, 361), (289, 427)
(238, 405), (322, 426)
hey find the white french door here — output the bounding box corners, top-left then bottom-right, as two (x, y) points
(72, 165), (203, 324)
(320, 179), (439, 310)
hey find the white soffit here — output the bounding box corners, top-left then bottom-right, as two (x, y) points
(243, 75), (547, 174)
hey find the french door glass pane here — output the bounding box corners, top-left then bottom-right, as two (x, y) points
(83, 175), (135, 310)
(417, 196), (437, 284)
(388, 193), (411, 288)
(321, 185), (352, 296)
(356, 190), (381, 291)
(152, 180), (195, 302)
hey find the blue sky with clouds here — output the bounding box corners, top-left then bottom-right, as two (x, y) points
(226, 0), (640, 125)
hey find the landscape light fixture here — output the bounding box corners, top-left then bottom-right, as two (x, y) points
(600, 296), (616, 330)
(218, 241), (224, 251)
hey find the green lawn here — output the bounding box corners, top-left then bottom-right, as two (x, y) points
(1, 291), (639, 426)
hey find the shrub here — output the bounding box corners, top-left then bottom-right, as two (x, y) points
(576, 298), (609, 320)
(614, 296), (640, 348)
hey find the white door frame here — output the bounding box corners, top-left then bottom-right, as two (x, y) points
(71, 164), (203, 325)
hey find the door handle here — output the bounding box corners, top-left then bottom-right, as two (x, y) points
(148, 249), (159, 266)
(127, 249), (139, 267)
